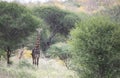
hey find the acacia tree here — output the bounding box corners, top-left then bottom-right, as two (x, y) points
(0, 2), (42, 64)
(70, 16), (120, 78)
(33, 6), (80, 51)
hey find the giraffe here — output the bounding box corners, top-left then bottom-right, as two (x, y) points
(32, 28), (42, 66)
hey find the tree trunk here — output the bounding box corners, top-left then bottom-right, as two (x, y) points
(5, 46), (11, 65)
(45, 31), (57, 51)
(98, 64), (105, 78)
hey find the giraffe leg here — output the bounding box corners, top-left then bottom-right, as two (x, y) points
(34, 57), (36, 65)
(37, 55), (40, 66)
(37, 57), (39, 66)
(32, 56), (35, 65)
(33, 59), (35, 65)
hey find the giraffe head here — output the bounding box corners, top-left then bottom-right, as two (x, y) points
(36, 28), (42, 34)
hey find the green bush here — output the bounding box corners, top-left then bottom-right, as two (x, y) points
(46, 42), (72, 68)
(70, 16), (120, 78)
(46, 43), (70, 58)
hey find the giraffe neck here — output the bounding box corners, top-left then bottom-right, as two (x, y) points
(35, 33), (40, 49)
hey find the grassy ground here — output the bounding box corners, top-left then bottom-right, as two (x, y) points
(0, 56), (78, 78)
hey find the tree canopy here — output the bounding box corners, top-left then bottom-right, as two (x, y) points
(33, 6), (79, 35)
(32, 6), (80, 51)
(0, 2), (41, 51)
(70, 16), (120, 78)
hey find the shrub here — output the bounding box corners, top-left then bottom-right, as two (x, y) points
(46, 42), (72, 68)
(70, 16), (120, 78)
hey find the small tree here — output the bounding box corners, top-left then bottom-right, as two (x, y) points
(70, 16), (120, 78)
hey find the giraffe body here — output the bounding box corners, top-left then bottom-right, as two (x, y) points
(32, 47), (40, 65)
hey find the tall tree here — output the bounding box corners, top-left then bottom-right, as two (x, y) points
(33, 6), (80, 51)
(0, 2), (42, 64)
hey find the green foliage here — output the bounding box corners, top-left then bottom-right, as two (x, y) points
(33, 6), (66, 34)
(33, 6), (79, 36)
(32, 6), (80, 51)
(47, 42), (71, 59)
(70, 16), (120, 78)
(0, 2), (41, 50)
(46, 42), (72, 68)
(19, 19), (46, 50)
(0, 48), (6, 58)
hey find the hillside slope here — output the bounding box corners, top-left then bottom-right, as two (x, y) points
(25, 0), (120, 13)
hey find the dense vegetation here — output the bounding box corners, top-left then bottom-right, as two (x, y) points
(32, 6), (80, 51)
(0, 2), (40, 48)
(0, 1), (120, 78)
(70, 16), (120, 78)
(0, 2), (42, 56)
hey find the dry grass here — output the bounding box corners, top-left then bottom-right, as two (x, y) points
(0, 57), (78, 78)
